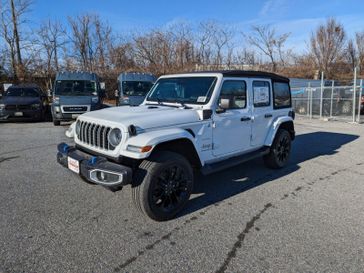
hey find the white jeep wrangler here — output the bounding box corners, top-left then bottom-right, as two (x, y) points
(57, 71), (295, 221)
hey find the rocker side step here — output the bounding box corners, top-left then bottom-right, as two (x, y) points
(201, 147), (270, 175)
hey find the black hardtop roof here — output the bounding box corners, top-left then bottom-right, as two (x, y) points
(55, 71), (99, 81)
(190, 70), (289, 82)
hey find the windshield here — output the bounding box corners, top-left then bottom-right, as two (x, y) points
(55, 80), (97, 96)
(121, 81), (153, 96)
(5, 88), (40, 97)
(146, 77), (217, 104)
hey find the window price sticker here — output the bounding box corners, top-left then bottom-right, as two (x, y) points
(253, 87), (269, 104)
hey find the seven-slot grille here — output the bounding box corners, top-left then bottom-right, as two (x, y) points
(78, 121), (115, 150)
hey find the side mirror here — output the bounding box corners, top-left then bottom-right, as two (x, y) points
(216, 98), (230, 113)
(202, 109), (212, 120)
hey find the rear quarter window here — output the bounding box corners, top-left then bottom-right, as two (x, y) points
(273, 81), (291, 109)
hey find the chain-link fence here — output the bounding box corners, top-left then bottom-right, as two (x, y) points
(291, 77), (364, 123)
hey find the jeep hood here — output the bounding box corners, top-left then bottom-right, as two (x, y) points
(80, 105), (201, 130)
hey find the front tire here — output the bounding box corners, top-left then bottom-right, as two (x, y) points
(53, 120), (61, 126)
(264, 129), (292, 169)
(132, 151), (193, 221)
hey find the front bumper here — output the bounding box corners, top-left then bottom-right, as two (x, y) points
(56, 143), (132, 187)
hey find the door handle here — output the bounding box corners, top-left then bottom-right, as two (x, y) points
(264, 113), (273, 118)
(241, 116), (251, 122)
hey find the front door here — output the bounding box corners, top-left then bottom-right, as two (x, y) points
(212, 79), (252, 157)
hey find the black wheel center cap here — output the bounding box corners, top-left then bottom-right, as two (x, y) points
(165, 181), (176, 194)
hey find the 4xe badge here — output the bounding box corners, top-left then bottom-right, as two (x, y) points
(201, 143), (212, 151)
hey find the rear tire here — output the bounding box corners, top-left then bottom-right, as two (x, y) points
(264, 129), (291, 169)
(53, 120), (61, 126)
(132, 151), (193, 221)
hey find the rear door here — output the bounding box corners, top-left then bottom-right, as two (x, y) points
(250, 79), (273, 147)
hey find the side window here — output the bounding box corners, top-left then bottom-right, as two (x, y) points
(218, 80), (247, 109)
(253, 81), (270, 107)
(273, 81), (291, 109)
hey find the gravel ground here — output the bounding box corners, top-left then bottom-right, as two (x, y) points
(0, 118), (364, 273)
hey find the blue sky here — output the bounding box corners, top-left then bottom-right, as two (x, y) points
(29, 0), (364, 52)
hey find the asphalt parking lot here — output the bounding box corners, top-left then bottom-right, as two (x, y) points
(1, 118), (364, 273)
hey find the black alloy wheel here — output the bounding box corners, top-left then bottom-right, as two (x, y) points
(151, 164), (190, 214)
(264, 129), (292, 169)
(132, 151), (194, 221)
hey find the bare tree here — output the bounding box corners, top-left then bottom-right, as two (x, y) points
(171, 22), (194, 71)
(356, 32), (364, 74)
(109, 41), (135, 72)
(68, 14), (93, 71)
(196, 21), (234, 69)
(276, 33), (290, 67)
(1, 0), (32, 80)
(246, 24), (290, 72)
(36, 19), (66, 88)
(345, 39), (357, 72)
(196, 21), (214, 67)
(68, 14), (113, 74)
(11, 0), (32, 79)
(213, 24), (234, 67)
(0, 47), (7, 78)
(132, 25), (196, 75)
(93, 15), (113, 74)
(1, 8), (17, 79)
(236, 48), (258, 67)
(133, 30), (163, 74)
(309, 18), (346, 77)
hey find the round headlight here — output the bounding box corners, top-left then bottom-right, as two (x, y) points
(75, 120), (81, 136)
(108, 128), (122, 147)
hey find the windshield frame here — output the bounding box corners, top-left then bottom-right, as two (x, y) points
(145, 76), (217, 105)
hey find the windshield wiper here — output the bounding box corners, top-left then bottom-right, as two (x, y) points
(146, 99), (179, 108)
(172, 100), (192, 109)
